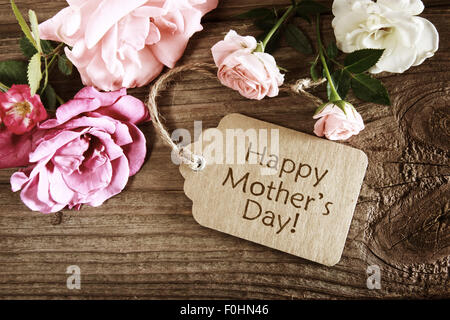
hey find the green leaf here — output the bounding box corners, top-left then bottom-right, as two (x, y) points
(41, 84), (58, 110)
(285, 24), (312, 55)
(20, 36), (54, 58)
(28, 53), (42, 95)
(296, 0), (329, 16)
(0, 60), (28, 86)
(310, 56), (322, 81)
(326, 42), (338, 60)
(264, 29), (283, 54)
(10, 0), (36, 49)
(234, 8), (274, 20)
(41, 40), (55, 55)
(310, 63), (319, 81)
(255, 18), (283, 53)
(20, 36), (37, 58)
(254, 18), (276, 32)
(296, 13), (311, 24)
(28, 9), (41, 53)
(58, 54), (73, 75)
(328, 69), (351, 100)
(344, 49), (384, 74)
(351, 73), (391, 105)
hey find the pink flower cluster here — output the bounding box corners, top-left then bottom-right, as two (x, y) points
(0, 85), (148, 213)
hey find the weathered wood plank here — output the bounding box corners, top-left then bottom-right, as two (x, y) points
(0, 0), (448, 299)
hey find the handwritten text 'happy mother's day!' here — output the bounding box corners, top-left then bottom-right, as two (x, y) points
(222, 144), (333, 236)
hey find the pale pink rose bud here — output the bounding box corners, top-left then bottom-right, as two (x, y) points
(211, 30), (284, 100)
(313, 102), (365, 141)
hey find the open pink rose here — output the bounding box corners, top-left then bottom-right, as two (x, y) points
(11, 87), (149, 213)
(0, 85), (47, 134)
(211, 30), (284, 100)
(39, 0), (218, 91)
(313, 102), (365, 141)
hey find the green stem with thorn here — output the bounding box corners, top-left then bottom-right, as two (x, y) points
(316, 14), (341, 102)
(0, 81), (9, 92)
(258, 4), (295, 52)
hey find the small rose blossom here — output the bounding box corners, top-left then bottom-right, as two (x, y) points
(0, 85), (47, 135)
(10, 87), (149, 214)
(313, 102), (365, 141)
(211, 30), (284, 100)
(38, 0), (218, 91)
(332, 0), (439, 73)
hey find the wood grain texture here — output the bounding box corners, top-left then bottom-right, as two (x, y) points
(0, 0), (448, 299)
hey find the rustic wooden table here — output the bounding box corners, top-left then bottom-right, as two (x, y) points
(0, 0), (448, 299)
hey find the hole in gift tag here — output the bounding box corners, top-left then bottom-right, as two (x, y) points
(193, 155), (206, 171)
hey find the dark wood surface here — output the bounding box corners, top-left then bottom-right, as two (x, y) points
(0, 0), (448, 299)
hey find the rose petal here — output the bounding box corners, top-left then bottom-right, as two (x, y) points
(19, 175), (65, 214)
(88, 129), (124, 161)
(412, 16), (439, 66)
(84, 0), (148, 49)
(29, 130), (85, 163)
(212, 30), (258, 66)
(96, 95), (149, 124)
(11, 171), (30, 192)
(56, 98), (101, 123)
(85, 155), (130, 207)
(0, 130), (33, 169)
(121, 123), (146, 176)
(63, 154), (112, 195)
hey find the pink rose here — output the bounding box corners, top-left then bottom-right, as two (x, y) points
(313, 102), (365, 141)
(211, 30), (284, 100)
(0, 129), (34, 169)
(39, 0), (218, 91)
(10, 87), (149, 213)
(0, 85), (47, 135)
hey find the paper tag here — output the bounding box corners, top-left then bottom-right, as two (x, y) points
(180, 114), (367, 266)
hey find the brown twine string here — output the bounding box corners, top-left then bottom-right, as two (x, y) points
(145, 62), (326, 170)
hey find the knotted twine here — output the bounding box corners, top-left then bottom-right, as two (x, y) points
(145, 62), (326, 171)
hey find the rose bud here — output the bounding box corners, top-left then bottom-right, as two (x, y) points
(313, 101), (365, 141)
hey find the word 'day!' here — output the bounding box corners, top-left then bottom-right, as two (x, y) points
(180, 113), (368, 266)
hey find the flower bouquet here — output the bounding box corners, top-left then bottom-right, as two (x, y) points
(0, 0), (439, 214)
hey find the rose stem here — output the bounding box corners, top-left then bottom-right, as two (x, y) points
(260, 5), (295, 51)
(40, 57), (49, 95)
(55, 93), (65, 105)
(0, 82), (9, 92)
(316, 14), (341, 102)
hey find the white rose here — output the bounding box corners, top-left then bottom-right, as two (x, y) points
(332, 0), (439, 73)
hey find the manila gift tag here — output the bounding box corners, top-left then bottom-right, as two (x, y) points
(180, 113), (368, 266)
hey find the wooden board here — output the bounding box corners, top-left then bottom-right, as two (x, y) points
(0, 0), (448, 299)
